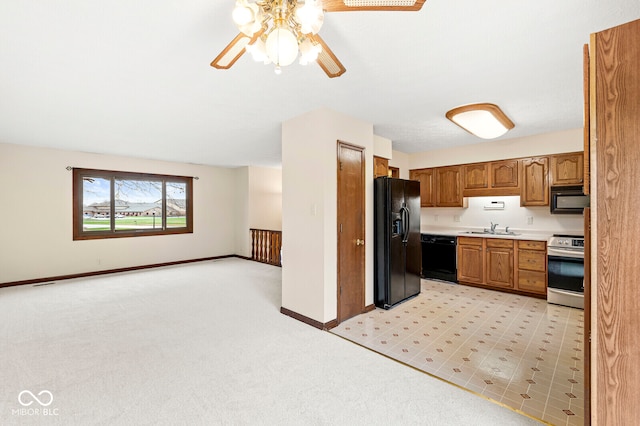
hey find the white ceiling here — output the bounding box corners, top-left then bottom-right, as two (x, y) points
(1, 1), (639, 168)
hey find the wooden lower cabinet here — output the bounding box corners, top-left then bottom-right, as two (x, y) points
(457, 237), (484, 284)
(517, 270), (546, 293)
(485, 239), (514, 289)
(514, 240), (547, 295)
(457, 237), (547, 297)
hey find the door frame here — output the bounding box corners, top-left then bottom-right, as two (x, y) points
(336, 140), (366, 324)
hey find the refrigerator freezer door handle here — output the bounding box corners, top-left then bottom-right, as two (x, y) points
(405, 207), (410, 243)
(401, 207), (409, 244)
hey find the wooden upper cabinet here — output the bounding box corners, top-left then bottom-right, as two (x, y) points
(373, 156), (389, 179)
(521, 157), (549, 206)
(462, 159), (520, 196)
(412, 151), (578, 206)
(389, 166), (400, 178)
(550, 152), (584, 186)
(436, 165), (464, 207)
(410, 168), (435, 207)
(491, 159), (519, 188)
(463, 163), (489, 190)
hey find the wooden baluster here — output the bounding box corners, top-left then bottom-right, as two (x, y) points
(257, 230), (262, 262)
(270, 231), (275, 265)
(273, 231), (280, 265)
(249, 229), (282, 266)
(251, 229), (256, 261)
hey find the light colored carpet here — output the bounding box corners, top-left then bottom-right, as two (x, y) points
(0, 258), (540, 425)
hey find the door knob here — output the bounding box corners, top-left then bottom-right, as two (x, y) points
(356, 239), (365, 246)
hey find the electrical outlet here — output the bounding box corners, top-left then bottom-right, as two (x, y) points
(527, 216), (534, 225)
(453, 215), (461, 223)
(434, 215), (439, 222)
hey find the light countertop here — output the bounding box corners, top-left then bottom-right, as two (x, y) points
(420, 226), (552, 241)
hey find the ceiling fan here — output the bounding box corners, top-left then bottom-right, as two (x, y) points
(210, 0), (426, 78)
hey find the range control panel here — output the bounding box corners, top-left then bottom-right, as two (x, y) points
(548, 236), (584, 248)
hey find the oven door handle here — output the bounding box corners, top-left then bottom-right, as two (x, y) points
(547, 248), (584, 259)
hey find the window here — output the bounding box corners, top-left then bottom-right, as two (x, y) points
(73, 168), (193, 240)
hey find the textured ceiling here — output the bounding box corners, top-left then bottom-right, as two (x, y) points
(1, 1), (639, 168)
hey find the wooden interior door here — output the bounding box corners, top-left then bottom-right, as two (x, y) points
(593, 18), (640, 425)
(582, 42), (591, 425)
(337, 141), (365, 322)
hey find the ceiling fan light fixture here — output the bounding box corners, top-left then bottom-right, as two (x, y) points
(233, 1), (262, 36)
(265, 26), (299, 68)
(299, 38), (321, 65)
(296, 0), (324, 34)
(245, 38), (270, 63)
(445, 103), (514, 139)
(232, 1), (254, 26)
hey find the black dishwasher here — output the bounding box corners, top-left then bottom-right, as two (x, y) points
(421, 234), (458, 283)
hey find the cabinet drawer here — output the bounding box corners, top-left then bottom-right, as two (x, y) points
(518, 249), (546, 272)
(486, 238), (514, 249)
(518, 270), (547, 294)
(458, 236), (483, 246)
(518, 240), (546, 251)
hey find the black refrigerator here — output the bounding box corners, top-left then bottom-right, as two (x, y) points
(374, 177), (421, 309)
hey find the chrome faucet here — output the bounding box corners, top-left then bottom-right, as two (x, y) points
(490, 222), (498, 233)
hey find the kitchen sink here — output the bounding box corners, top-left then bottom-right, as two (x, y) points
(461, 231), (521, 236)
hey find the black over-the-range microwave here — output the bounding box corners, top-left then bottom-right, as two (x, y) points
(550, 185), (590, 214)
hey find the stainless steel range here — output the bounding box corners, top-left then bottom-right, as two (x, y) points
(547, 234), (585, 309)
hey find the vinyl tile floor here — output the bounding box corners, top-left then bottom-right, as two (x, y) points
(331, 280), (585, 426)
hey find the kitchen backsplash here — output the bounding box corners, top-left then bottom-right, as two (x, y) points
(420, 196), (584, 234)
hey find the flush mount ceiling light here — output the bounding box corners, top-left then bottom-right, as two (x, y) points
(445, 103), (515, 139)
(211, 0), (427, 78)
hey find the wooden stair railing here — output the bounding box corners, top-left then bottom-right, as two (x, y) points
(250, 228), (282, 267)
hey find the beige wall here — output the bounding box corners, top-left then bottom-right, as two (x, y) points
(282, 108), (374, 324)
(373, 135), (392, 159)
(233, 165), (282, 259)
(248, 166), (282, 232)
(234, 167), (250, 258)
(409, 128), (583, 169)
(389, 149), (410, 179)
(0, 142), (237, 284)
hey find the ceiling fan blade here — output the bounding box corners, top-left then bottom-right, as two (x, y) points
(309, 34), (346, 78)
(322, 0), (426, 12)
(210, 29), (265, 69)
